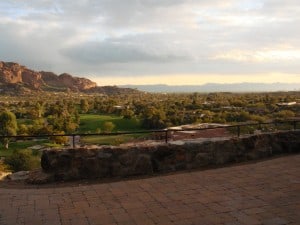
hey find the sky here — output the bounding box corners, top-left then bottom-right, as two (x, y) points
(0, 0), (300, 86)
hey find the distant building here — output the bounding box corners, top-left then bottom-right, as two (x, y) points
(113, 105), (124, 109)
(276, 102), (297, 106)
(202, 101), (215, 105)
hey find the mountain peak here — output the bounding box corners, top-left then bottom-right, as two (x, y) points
(0, 61), (140, 95)
(0, 61), (96, 92)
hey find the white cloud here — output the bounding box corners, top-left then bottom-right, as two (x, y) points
(213, 49), (300, 62)
(61, 39), (190, 64)
(0, 0), (299, 84)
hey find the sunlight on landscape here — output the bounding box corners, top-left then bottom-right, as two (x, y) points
(214, 49), (300, 62)
(0, 1), (300, 224)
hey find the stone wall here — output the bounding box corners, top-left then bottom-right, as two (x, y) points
(39, 131), (300, 182)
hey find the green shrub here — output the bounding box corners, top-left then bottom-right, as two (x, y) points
(102, 121), (116, 133)
(49, 132), (69, 145)
(4, 150), (40, 172)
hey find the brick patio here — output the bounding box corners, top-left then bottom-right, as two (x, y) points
(0, 154), (299, 225)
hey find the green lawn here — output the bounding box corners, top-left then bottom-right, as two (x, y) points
(0, 139), (60, 157)
(81, 134), (134, 146)
(80, 133), (150, 146)
(78, 114), (146, 145)
(16, 114), (143, 134)
(78, 114), (142, 133)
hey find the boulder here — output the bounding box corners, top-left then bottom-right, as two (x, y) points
(26, 170), (54, 184)
(7, 171), (30, 181)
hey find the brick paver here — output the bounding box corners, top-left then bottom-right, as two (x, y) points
(0, 155), (299, 225)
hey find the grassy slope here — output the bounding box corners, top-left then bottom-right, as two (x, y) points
(0, 140), (47, 157)
(78, 114), (142, 133)
(78, 114), (144, 145)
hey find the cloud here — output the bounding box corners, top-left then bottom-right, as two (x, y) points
(0, 0), (299, 83)
(61, 39), (189, 64)
(213, 49), (300, 62)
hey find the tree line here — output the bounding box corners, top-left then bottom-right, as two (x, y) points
(0, 91), (299, 148)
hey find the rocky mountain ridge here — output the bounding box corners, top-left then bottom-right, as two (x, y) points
(0, 61), (136, 94)
(0, 61), (44, 89)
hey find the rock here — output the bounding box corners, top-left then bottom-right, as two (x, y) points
(134, 154), (153, 175)
(119, 152), (137, 166)
(213, 141), (236, 165)
(152, 146), (174, 161)
(247, 147), (272, 160)
(0, 61), (97, 92)
(0, 61), (44, 89)
(26, 170), (54, 184)
(170, 140), (185, 145)
(58, 73), (97, 91)
(7, 171), (30, 181)
(195, 152), (211, 166)
(0, 60), (139, 94)
(29, 145), (45, 150)
(111, 162), (122, 176)
(271, 142), (283, 154)
(57, 152), (72, 169)
(21, 69), (44, 89)
(175, 150), (186, 162)
(79, 157), (111, 178)
(97, 152), (112, 159)
(0, 61), (23, 83)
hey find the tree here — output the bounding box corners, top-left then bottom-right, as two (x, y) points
(142, 107), (166, 129)
(4, 150), (36, 172)
(0, 110), (18, 149)
(275, 110), (295, 119)
(121, 109), (135, 119)
(80, 99), (89, 113)
(18, 124), (29, 135)
(35, 102), (44, 118)
(50, 131), (69, 145)
(45, 103), (79, 134)
(30, 118), (53, 135)
(102, 122), (116, 133)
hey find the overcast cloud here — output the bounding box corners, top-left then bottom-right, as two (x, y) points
(0, 0), (299, 85)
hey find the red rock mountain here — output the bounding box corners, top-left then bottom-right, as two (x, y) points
(0, 61), (97, 91)
(0, 61), (44, 89)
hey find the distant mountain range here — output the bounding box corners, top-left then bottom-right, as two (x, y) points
(1, 61), (299, 94)
(121, 83), (300, 93)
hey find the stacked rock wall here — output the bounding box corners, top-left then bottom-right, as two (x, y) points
(41, 131), (300, 181)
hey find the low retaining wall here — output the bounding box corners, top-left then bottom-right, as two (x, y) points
(39, 131), (300, 182)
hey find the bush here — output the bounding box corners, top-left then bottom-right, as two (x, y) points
(4, 150), (40, 172)
(102, 121), (116, 133)
(50, 131), (69, 145)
